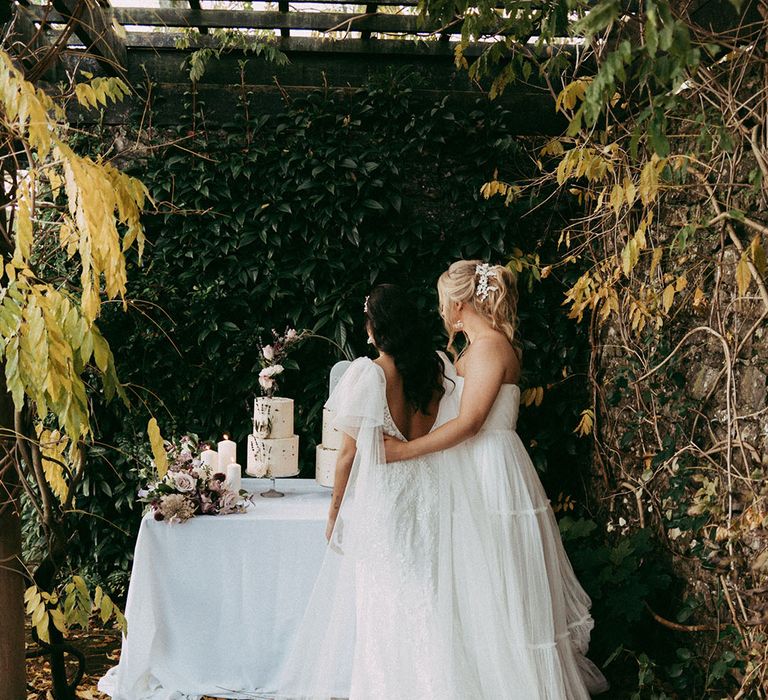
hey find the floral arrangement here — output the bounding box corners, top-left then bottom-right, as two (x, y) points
(139, 434), (252, 523)
(257, 327), (308, 397)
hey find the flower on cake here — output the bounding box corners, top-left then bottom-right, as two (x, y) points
(258, 364), (284, 393)
(257, 327), (308, 398)
(139, 433), (252, 524)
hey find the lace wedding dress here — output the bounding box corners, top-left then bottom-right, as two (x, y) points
(272, 355), (454, 700)
(272, 353), (607, 700)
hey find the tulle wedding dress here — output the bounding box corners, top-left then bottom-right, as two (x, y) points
(433, 358), (609, 699)
(272, 353), (607, 700)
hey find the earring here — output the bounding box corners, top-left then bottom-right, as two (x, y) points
(367, 335), (375, 345)
(453, 320), (464, 330)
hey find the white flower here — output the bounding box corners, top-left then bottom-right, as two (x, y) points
(285, 328), (297, 341)
(618, 517), (627, 527)
(260, 364), (284, 378)
(262, 344), (275, 361)
(259, 375), (275, 392)
(173, 471), (197, 492)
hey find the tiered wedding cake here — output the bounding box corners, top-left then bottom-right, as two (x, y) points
(246, 397), (299, 478)
(314, 360), (352, 488)
(315, 409), (342, 487)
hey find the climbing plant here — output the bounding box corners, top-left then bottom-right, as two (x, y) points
(0, 50), (147, 698)
(434, 0), (768, 694)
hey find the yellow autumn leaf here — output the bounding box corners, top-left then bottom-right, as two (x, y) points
(649, 247), (663, 278)
(639, 154), (666, 205)
(623, 175), (637, 206)
(735, 254), (751, 295)
(50, 609), (68, 634)
(750, 235), (766, 275)
(574, 408), (594, 436)
(38, 427), (69, 503)
(555, 78), (591, 112)
(610, 184), (624, 215)
(540, 139), (565, 156)
(148, 417), (168, 478)
(662, 284), (675, 312)
(693, 286), (707, 308)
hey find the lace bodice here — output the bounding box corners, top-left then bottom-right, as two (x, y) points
(382, 402), (407, 442)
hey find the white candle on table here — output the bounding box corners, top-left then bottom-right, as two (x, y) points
(225, 462), (242, 492)
(200, 448), (218, 473)
(218, 436), (237, 473)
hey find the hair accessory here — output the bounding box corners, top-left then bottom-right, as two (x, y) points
(363, 295), (370, 313)
(475, 263), (499, 301)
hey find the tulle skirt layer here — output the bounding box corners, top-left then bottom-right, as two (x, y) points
(437, 428), (608, 700)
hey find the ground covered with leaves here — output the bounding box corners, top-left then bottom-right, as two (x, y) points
(25, 627), (223, 700)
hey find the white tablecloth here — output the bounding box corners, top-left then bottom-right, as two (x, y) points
(98, 479), (334, 700)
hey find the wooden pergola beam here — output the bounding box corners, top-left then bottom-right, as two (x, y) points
(35, 6), (455, 35)
(361, 3), (378, 41)
(113, 7), (445, 34)
(51, 0), (127, 75)
(113, 32), (482, 56)
(186, 0), (208, 34)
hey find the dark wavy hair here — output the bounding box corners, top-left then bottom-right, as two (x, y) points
(365, 284), (445, 415)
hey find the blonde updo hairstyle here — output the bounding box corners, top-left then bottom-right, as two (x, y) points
(437, 260), (523, 360)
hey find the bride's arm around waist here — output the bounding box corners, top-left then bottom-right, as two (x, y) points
(326, 433), (356, 540)
(384, 343), (506, 462)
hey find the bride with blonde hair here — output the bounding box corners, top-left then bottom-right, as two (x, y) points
(385, 259), (609, 699)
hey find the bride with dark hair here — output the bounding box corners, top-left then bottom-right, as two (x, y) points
(273, 283), (455, 700)
(273, 269), (607, 700)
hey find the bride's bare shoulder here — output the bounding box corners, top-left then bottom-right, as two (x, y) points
(466, 333), (521, 383)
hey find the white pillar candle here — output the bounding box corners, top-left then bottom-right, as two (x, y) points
(200, 449), (218, 473)
(225, 463), (242, 492)
(217, 436), (237, 472)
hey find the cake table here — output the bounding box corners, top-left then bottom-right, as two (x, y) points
(98, 479), (346, 699)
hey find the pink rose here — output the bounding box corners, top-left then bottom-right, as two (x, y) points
(173, 471), (196, 493)
(219, 490), (239, 513)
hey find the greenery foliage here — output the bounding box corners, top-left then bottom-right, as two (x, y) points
(60, 76), (601, 594)
(0, 47), (144, 697)
(440, 0), (768, 695)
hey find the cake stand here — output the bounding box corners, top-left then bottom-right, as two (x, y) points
(260, 470), (300, 498)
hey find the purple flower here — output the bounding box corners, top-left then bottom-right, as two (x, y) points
(199, 494), (218, 514)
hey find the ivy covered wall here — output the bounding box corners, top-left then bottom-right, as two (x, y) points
(38, 76), (685, 695)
